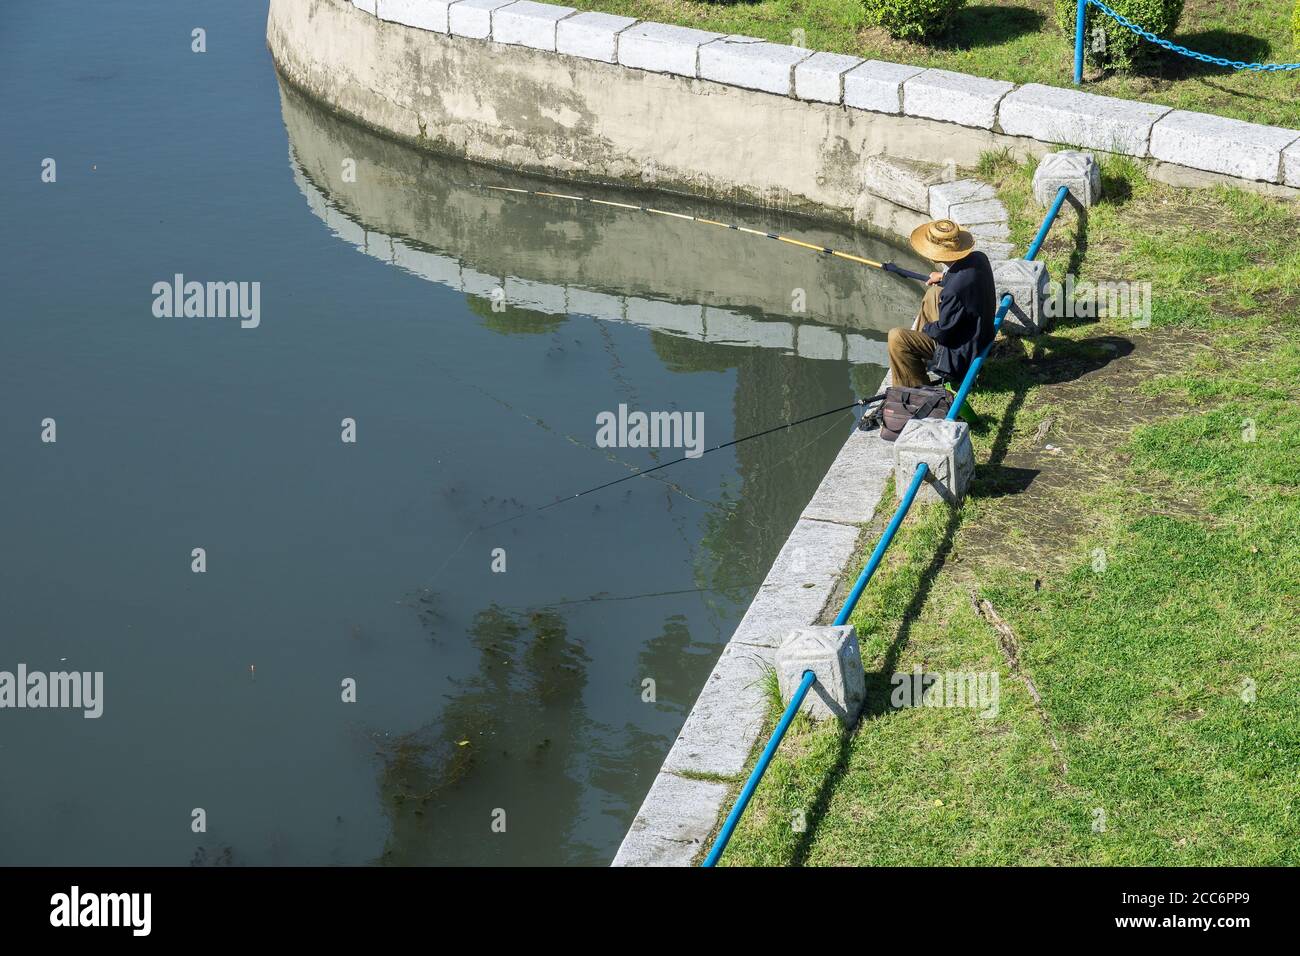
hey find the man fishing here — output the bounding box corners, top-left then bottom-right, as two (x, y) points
(886, 218), (996, 390)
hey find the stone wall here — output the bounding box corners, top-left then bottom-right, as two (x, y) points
(268, 0), (1300, 221)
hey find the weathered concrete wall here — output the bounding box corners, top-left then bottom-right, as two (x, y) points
(268, 0), (1298, 229)
(267, 0), (996, 226)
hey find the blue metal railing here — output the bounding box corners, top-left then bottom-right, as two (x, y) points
(701, 185), (1072, 867)
(1074, 0), (1300, 84)
(701, 668), (815, 867)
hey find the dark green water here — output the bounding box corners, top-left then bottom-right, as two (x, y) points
(0, 1), (924, 865)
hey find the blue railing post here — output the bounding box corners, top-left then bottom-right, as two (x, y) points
(1074, 0), (1088, 84)
(1027, 185), (1070, 261)
(702, 668), (817, 867)
(833, 463), (930, 627)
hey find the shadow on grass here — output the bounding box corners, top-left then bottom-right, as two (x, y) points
(1063, 193), (1090, 277)
(974, 332), (1133, 498)
(1141, 30), (1276, 80)
(1097, 166), (1133, 206)
(935, 5), (1045, 51)
(1088, 30), (1288, 104)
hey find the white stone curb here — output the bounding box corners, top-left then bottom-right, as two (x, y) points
(794, 51), (865, 105)
(1285, 141), (1300, 189)
(1150, 109), (1300, 184)
(449, 0), (512, 39)
(699, 36), (813, 96)
(491, 1), (576, 52)
(999, 84), (1170, 158)
(353, 0), (1300, 188)
(863, 155), (947, 214)
(612, 771), (731, 866)
(556, 11), (637, 63)
(929, 180), (997, 220)
(903, 68), (1014, 130)
(614, 430), (895, 864)
(377, 0), (451, 32)
(617, 22), (724, 78)
(844, 60), (925, 115)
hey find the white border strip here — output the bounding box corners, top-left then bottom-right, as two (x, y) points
(362, 0), (1300, 188)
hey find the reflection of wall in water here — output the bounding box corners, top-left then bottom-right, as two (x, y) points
(278, 80), (922, 371)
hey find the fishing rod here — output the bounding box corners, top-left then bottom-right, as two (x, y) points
(477, 185), (931, 284)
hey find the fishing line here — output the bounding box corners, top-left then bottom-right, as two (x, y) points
(425, 183), (911, 579)
(507, 581), (767, 611)
(475, 185), (931, 283)
(424, 390), (885, 584)
(481, 390), (885, 532)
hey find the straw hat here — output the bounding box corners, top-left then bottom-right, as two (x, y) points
(909, 218), (975, 263)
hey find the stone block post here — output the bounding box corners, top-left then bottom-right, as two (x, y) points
(894, 418), (974, 506)
(775, 625), (866, 723)
(994, 258), (1051, 335)
(1033, 150), (1101, 207)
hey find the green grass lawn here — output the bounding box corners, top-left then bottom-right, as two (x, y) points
(569, 0), (1300, 128)
(715, 155), (1300, 865)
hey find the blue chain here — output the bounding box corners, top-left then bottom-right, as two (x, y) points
(1086, 0), (1300, 71)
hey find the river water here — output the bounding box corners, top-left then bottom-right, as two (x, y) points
(0, 0), (925, 865)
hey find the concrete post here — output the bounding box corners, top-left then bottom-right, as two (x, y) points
(894, 418), (974, 506)
(1033, 150), (1101, 207)
(994, 258), (1051, 335)
(775, 625), (866, 723)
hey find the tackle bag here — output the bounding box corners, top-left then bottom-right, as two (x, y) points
(874, 385), (953, 441)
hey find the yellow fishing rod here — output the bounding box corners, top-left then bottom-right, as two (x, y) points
(478, 185), (931, 284)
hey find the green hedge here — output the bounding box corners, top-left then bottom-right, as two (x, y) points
(1056, 0), (1185, 72)
(865, 0), (967, 41)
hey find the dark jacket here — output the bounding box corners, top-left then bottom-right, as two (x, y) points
(923, 251), (997, 386)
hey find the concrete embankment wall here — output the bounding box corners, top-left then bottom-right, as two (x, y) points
(268, 0), (1298, 238)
